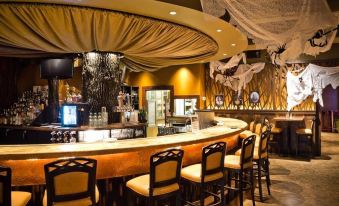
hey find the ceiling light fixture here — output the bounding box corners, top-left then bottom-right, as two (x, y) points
(231, 43), (236, 46)
(223, 53), (227, 56)
(216, 29), (222, 32)
(169, 11), (176, 15)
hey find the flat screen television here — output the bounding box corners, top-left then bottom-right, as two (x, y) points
(40, 58), (74, 79)
(61, 104), (78, 127)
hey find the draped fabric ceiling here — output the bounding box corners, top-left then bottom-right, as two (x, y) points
(201, 0), (338, 66)
(0, 3), (218, 71)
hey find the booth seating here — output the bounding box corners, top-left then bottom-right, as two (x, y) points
(181, 142), (226, 206)
(0, 166), (31, 206)
(126, 149), (184, 206)
(224, 135), (256, 206)
(235, 131), (271, 202)
(43, 158), (99, 206)
(296, 119), (314, 157)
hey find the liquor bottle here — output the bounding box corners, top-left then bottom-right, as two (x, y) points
(97, 112), (102, 126)
(89, 113), (93, 127)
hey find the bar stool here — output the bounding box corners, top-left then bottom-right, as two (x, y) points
(181, 142), (226, 206)
(0, 166), (31, 206)
(239, 121), (256, 139)
(224, 135), (256, 206)
(235, 131), (271, 202)
(43, 157), (99, 206)
(268, 122), (283, 155)
(296, 119), (314, 157)
(126, 149), (184, 206)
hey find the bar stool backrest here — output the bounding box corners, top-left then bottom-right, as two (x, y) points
(249, 121), (255, 132)
(240, 135), (256, 170)
(150, 149), (184, 196)
(305, 119), (314, 130)
(258, 131), (270, 158)
(44, 157), (97, 206)
(0, 166), (11, 206)
(254, 123), (262, 135)
(201, 142), (226, 183)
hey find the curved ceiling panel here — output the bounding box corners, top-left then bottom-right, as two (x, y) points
(0, 0), (248, 71)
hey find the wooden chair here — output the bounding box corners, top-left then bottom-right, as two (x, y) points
(181, 142), (226, 206)
(0, 166), (31, 206)
(224, 135), (256, 206)
(296, 118), (314, 157)
(43, 157), (99, 206)
(126, 149), (184, 206)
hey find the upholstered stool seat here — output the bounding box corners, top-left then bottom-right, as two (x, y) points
(44, 158), (99, 206)
(240, 130), (254, 139)
(126, 149), (184, 206)
(296, 128), (312, 135)
(271, 127), (283, 134)
(43, 186), (99, 206)
(295, 119), (314, 157)
(224, 135), (256, 206)
(127, 174), (179, 197)
(235, 148), (267, 160)
(224, 155), (253, 170)
(234, 131), (271, 202)
(181, 164), (223, 183)
(1, 166), (32, 206)
(11, 191), (31, 206)
(181, 142), (226, 206)
(268, 123), (283, 155)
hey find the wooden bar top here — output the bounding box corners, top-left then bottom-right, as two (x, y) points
(0, 122), (146, 132)
(0, 118), (246, 160)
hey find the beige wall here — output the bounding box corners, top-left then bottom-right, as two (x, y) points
(125, 63), (205, 108)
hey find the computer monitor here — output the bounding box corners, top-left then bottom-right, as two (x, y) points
(61, 104), (78, 127)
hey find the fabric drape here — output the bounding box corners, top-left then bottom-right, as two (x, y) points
(201, 0), (338, 65)
(0, 3), (218, 71)
(287, 64), (339, 111)
(210, 53), (265, 92)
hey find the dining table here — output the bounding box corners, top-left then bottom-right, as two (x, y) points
(273, 115), (305, 156)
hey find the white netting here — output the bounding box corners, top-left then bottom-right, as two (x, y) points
(210, 53), (265, 92)
(201, 0), (338, 65)
(287, 64), (339, 111)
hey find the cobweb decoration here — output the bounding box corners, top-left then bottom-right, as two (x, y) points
(210, 53), (265, 92)
(287, 64), (339, 111)
(201, 0), (338, 65)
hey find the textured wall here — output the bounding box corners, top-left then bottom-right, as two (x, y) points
(204, 64), (315, 111)
(82, 53), (123, 122)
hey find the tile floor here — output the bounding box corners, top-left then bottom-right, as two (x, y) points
(231, 132), (339, 206)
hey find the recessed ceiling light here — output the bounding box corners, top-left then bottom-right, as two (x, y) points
(223, 53), (227, 56)
(169, 11), (177, 15)
(231, 43), (236, 46)
(216, 29), (222, 32)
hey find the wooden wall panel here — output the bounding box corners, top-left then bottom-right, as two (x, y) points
(204, 64), (315, 111)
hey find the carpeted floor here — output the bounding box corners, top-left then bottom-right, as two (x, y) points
(232, 132), (339, 206)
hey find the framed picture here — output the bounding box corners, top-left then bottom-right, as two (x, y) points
(249, 91), (260, 104)
(232, 92), (243, 106)
(215, 95), (224, 107)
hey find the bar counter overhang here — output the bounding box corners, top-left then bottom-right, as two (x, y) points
(0, 118), (246, 186)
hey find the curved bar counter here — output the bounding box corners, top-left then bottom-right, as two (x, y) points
(0, 117), (247, 186)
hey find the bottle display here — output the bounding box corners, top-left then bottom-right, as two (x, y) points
(0, 87), (48, 126)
